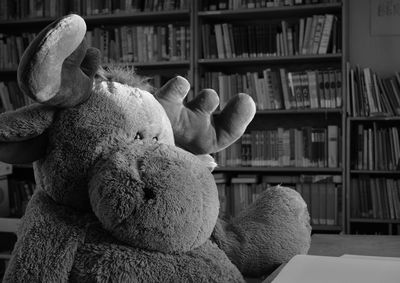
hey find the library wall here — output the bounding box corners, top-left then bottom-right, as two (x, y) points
(349, 0), (400, 77)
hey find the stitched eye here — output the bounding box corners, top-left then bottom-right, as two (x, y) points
(134, 133), (143, 140)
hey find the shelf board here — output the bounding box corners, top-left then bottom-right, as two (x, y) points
(213, 108), (342, 116)
(256, 108), (342, 115)
(0, 10), (190, 28)
(1, 61), (191, 75)
(349, 116), (400, 122)
(350, 218), (400, 224)
(0, 17), (54, 27)
(84, 10), (190, 25)
(350, 170), (400, 175)
(198, 54), (342, 66)
(198, 3), (342, 20)
(214, 167), (342, 173)
(0, 217), (20, 234)
(106, 60), (190, 69)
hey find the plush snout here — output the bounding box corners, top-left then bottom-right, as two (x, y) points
(89, 142), (219, 253)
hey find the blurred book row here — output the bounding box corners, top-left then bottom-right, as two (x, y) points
(0, 23), (190, 70)
(0, 176), (36, 218)
(86, 24), (191, 63)
(214, 125), (340, 168)
(215, 173), (342, 226)
(201, 14), (340, 59)
(0, 81), (35, 112)
(352, 124), (400, 171)
(347, 65), (400, 117)
(201, 0), (341, 11)
(201, 68), (342, 110)
(351, 176), (400, 220)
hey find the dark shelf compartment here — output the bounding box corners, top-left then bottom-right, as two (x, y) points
(109, 60), (190, 69)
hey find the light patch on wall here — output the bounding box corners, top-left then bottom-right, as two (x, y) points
(371, 0), (400, 35)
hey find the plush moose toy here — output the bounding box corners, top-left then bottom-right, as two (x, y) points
(0, 14), (311, 282)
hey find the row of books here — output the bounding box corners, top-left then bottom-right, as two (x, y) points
(201, 16), (340, 60)
(0, 0), (189, 20)
(201, 68), (342, 110)
(277, 15), (339, 56)
(216, 173), (342, 226)
(201, 0), (340, 11)
(0, 179), (36, 218)
(214, 125), (340, 168)
(350, 177), (400, 220)
(0, 25), (190, 68)
(86, 24), (190, 63)
(347, 65), (400, 117)
(0, 81), (34, 112)
(352, 124), (400, 171)
(0, 33), (36, 69)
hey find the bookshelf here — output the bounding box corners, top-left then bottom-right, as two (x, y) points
(0, 0), (349, 245)
(345, 63), (400, 235)
(195, 0), (347, 232)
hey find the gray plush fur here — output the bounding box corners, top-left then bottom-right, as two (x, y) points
(96, 65), (154, 93)
(89, 143), (219, 252)
(0, 104), (55, 141)
(4, 190), (89, 282)
(34, 78), (174, 211)
(212, 186), (311, 277)
(71, 224), (244, 282)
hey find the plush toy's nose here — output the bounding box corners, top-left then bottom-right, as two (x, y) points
(89, 143), (219, 253)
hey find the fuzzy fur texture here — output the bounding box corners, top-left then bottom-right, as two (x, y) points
(96, 65), (154, 93)
(71, 223), (244, 282)
(0, 104), (54, 141)
(89, 142), (219, 252)
(213, 186), (311, 277)
(3, 190), (88, 282)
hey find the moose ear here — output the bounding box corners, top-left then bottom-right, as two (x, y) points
(0, 104), (55, 164)
(155, 76), (256, 154)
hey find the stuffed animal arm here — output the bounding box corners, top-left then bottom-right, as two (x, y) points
(155, 76), (256, 154)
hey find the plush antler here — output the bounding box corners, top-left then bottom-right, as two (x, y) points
(18, 14), (100, 107)
(156, 76), (256, 154)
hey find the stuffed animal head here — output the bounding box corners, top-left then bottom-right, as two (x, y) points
(0, 15), (256, 254)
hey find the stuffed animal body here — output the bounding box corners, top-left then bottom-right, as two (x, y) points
(0, 14), (311, 282)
